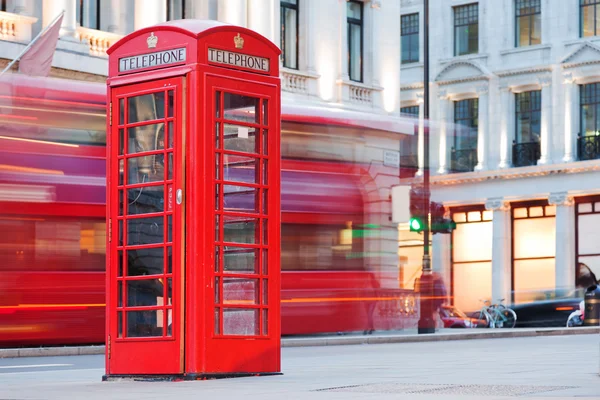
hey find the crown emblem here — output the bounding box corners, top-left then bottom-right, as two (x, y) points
(234, 33), (244, 49)
(147, 32), (158, 49)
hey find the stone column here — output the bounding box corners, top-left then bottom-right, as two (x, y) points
(218, 0), (246, 27)
(549, 192), (576, 295)
(498, 85), (512, 169)
(475, 84), (489, 171)
(44, 0), (77, 38)
(563, 73), (577, 163)
(248, 0), (277, 44)
(437, 90), (450, 174)
(107, 0), (121, 33)
(416, 92), (425, 177)
(486, 198), (512, 304)
(538, 76), (553, 165)
(338, 0), (349, 82)
(135, 0), (166, 30)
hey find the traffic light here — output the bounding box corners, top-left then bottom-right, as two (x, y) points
(409, 186), (427, 233)
(430, 201), (457, 234)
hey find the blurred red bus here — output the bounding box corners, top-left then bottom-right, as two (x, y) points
(0, 74), (418, 347)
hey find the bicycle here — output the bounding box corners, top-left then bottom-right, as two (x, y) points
(473, 299), (517, 328)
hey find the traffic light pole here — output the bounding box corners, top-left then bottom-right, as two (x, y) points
(418, 0), (435, 334)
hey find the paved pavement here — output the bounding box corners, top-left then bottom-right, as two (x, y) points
(0, 334), (599, 399)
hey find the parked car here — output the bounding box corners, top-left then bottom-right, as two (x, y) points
(511, 298), (582, 327)
(439, 305), (486, 328)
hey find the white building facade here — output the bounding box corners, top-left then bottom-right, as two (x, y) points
(400, 0), (600, 312)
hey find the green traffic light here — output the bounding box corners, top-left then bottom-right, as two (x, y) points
(409, 218), (423, 232)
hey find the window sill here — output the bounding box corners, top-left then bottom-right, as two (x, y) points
(401, 62), (424, 70)
(499, 43), (552, 56)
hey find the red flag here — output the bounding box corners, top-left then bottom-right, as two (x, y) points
(18, 14), (63, 77)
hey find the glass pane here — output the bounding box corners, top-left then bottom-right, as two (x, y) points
(347, 1), (361, 19)
(224, 124), (258, 153)
(262, 249), (268, 275)
(127, 310), (163, 337)
(579, 203), (593, 213)
(223, 308), (259, 335)
(128, 92), (165, 123)
(119, 159), (124, 186)
(224, 278), (259, 305)
(117, 281), (123, 307)
(467, 211), (481, 222)
(167, 216), (172, 243)
(127, 156), (164, 184)
(127, 217), (164, 245)
(127, 247), (164, 276)
(126, 279), (164, 306)
(215, 122), (220, 149)
(118, 189), (124, 216)
(167, 121), (173, 149)
(215, 215), (220, 242)
(118, 220), (123, 246)
(453, 261), (492, 312)
(167, 90), (174, 118)
(578, 213), (600, 255)
(262, 129), (268, 155)
(262, 279), (268, 305)
(224, 185), (258, 213)
(262, 189), (268, 214)
(282, 8), (298, 69)
(167, 246), (172, 274)
(166, 308), (172, 336)
(262, 99), (268, 125)
(453, 213), (466, 223)
(127, 187), (164, 215)
(349, 23), (362, 81)
(531, 14), (541, 45)
(223, 154), (258, 184)
(529, 206), (544, 217)
(583, 5), (594, 37)
(119, 128), (124, 155)
(262, 219), (268, 245)
(214, 308), (221, 334)
(452, 221), (492, 263)
(215, 184), (221, 210)
(516, 15), (529, 47)
(262, 309), (268, 335)
(215, 277), (220, 304)
(215, 247), (220, 272)
(119, 98), (124, 125)
(117, 311), (123, 338)
(216, 152), (221, 180)
(224, 247), (258, 273)
(514, 217), (556, 259)
(223, 216), (259, 244)
(514, 208), (528, 218)
(118, 250), (124, 276)
(482, 210), (493, 221)
(262, 159), (268, 185)
(215, 91), (221, 118)
(224, 93), (259, 123)
(513, 258), (556, 304)
(128, 123), (165, 154)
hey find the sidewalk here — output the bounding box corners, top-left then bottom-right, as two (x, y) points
(1, 326), (598, 358)
(0, 333), (598, 399)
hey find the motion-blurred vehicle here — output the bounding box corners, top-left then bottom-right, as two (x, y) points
(439, 305), (485, 328)
(0, 74), (419, 347)
(511, 298), (582, 327)
(566, 300), (584, 327)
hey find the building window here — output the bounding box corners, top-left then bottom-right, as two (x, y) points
(454, 3), (478, 56)
(347, 0), (363, 82)
(167, 0), (185, 20)
(515, 0), (541, 47)
(512, 202), (556, 304)
(579, 83), (600, 161)
(280, 0), (299, 69)
(576, 197), (600, 293)
(513, 91), (541, 167)
(451, 98), (478, 172)
(400, 106), (419, 175)
(0, 1), (6, 12)
(401, 13), (419, 64)
(451, 208), (493, 312)
(581, 0), (600, 37)
(77, 0), (100, 30)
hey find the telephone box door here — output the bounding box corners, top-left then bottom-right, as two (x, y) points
(108, 77), (186, 375)
(206, 75), (280, 372)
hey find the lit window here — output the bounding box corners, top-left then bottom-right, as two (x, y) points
(280, 0), (298, 69)
(581, 0), (600, 37)
(347, 0), (363, 82)
(454, 3), (478, 56)
(515, 0), (541, 47)
(401, 13), (419, 64)
(513, 91), (541, 167)
(77, 0), (100, 30)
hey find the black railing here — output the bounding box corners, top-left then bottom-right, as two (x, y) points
(512, 141), (540, 167)
(578, 134), (600, 161)
(450, 147), (477, 173)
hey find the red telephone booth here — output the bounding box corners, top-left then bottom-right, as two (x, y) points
(104, 20), (281, 379)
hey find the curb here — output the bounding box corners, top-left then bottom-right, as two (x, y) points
(1, 327), (598, 358)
